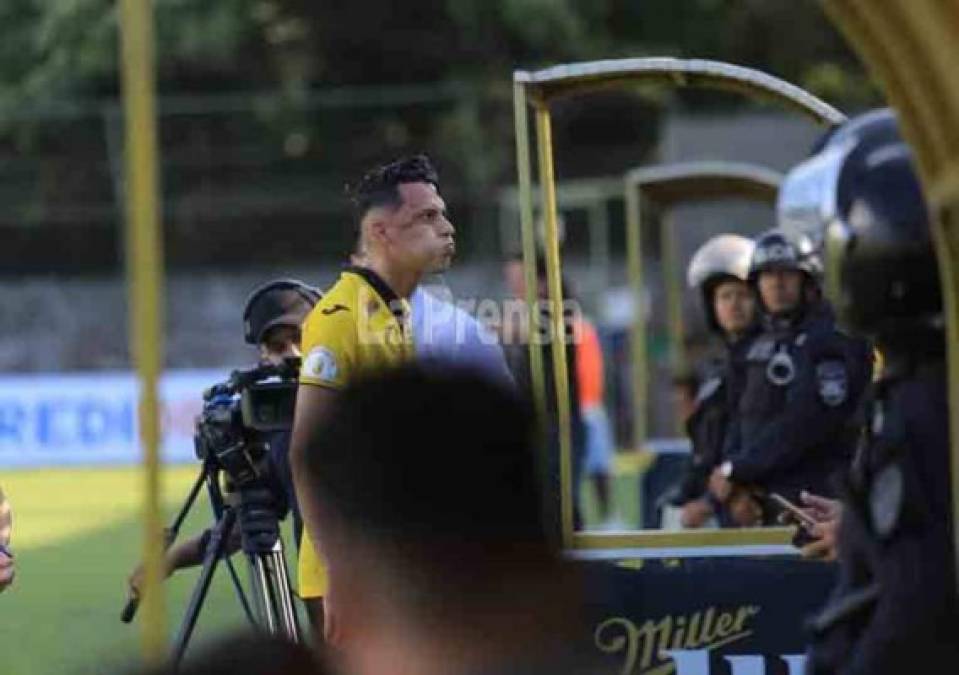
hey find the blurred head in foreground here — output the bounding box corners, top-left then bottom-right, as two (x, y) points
(297, 364), (585, 675)
(129, 632), (329, 675)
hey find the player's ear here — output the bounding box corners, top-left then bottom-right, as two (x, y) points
(362, 211), (390, 247)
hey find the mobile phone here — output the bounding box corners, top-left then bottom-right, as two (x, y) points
(770, 492), (818, 529)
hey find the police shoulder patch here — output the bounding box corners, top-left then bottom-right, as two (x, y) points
(816, 359), (848, 407)
(303, 346), (339, 383)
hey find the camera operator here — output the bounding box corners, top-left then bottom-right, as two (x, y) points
(0, 484), (13, 593)
(126, 279), (319, 608)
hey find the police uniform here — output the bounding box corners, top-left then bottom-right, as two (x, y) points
(297, 265), (414, 599)
(808, 355), (959, 673)
(717, 227), (873, 514)
(722, 304), (871, 507)
(676, 331), (755, 513)
(671, 234), (757, 525)
(783, 108), (959, 674)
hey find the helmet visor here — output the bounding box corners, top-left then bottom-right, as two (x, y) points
(776, 139), (855, 250)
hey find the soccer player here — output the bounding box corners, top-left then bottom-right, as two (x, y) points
(290, 154), (455, 640)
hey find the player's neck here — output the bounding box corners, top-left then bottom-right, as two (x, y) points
(364, 255), (423, 299)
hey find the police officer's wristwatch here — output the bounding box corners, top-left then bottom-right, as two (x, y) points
(719, 461), (734, 479)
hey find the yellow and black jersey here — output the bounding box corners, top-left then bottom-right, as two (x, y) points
(299, 266), (413, 388)
(297, 265), (414, 598)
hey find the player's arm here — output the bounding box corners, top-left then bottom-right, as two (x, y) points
(290, 383), (337, 528)
(292, 303), (355, 505)
(291, 301), (355, 640)
(290, 383), (338, 642)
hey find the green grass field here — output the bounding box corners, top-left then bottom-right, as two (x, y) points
(0, 466), (295, 675)
(0, 460), (642, 675)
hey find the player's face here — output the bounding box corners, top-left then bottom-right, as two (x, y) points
(713, 279), (755, 336)
(758, 268), (804, 314)
(259, 325), (302, 365)
(387, 182), (455, 274)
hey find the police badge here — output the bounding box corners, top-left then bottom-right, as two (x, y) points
(816, 360), (848, 407)
(766, 346), (796, 386)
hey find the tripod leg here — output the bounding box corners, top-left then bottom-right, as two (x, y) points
(247, 536), (301, 642)
(172, 508), (237, 664)
(121, 465), (211, 624)
(224, 555), (256, 624)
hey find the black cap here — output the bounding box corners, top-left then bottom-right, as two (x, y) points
(242, 279), (321, 345)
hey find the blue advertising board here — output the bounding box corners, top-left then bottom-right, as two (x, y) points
(0, 369), (226, 467)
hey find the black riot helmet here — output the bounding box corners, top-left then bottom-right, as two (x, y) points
(686, 234), (754, 333)
(747, 228), (823, 318)
(748, 228), (823, 283)
(777, 108), (901, 252)
(778, 108), (940, 342)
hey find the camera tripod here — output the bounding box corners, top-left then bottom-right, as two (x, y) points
(121, 454), (301, 664)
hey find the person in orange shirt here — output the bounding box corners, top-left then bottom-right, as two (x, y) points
(576, 315), (615, 524)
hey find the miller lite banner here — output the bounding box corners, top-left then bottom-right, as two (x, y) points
(581, 556), (836, 674)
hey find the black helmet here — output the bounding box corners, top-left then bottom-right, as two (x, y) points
(748, 228), (823, 284)
(686, 234), (754, 333)
(779, 108), (940, 339)
(778, 109), (900, 251)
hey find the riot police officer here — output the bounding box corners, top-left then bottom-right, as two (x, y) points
(709, 228), (872, 517)
(788, 108), (959, 674)
(667, 234), (759, 528)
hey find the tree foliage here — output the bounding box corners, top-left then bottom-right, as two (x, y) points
(0, 1), (877, 103)
(0, 1), (883, 273)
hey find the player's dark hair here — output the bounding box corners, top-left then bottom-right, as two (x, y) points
(349, 154), (439, 223)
